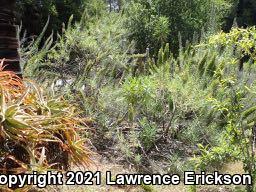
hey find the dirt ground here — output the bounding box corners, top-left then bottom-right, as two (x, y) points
(47, 155), (246, 192)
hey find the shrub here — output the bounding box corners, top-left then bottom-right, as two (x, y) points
(139, 118), (157, 150)
(191, 27), (256, 192)
(124, 0), (234, 54)
(16, 0), (106, 35)
(22, 12), (135, 91)
(0, 60), (92, 178)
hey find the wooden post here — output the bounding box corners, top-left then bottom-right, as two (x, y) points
(0, 0), (22, 77)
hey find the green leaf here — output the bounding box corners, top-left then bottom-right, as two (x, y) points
(242, 106), (256, 120)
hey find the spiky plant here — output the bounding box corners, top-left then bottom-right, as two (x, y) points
(0, 60), (92, 176)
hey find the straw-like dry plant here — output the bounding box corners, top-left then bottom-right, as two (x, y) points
(0, 60), (92, 175)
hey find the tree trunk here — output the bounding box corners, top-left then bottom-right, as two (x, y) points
(108, 0), (112, 12)
(0, 0), (22, 77)
(117, 0), (122, 11)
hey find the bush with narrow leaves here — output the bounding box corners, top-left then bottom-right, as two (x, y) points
(0, 60), (92, 177)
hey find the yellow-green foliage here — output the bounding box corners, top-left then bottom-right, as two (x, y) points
(208, 27), (256, 61)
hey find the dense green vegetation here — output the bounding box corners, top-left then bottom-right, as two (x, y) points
(2, 0), (256, 191)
